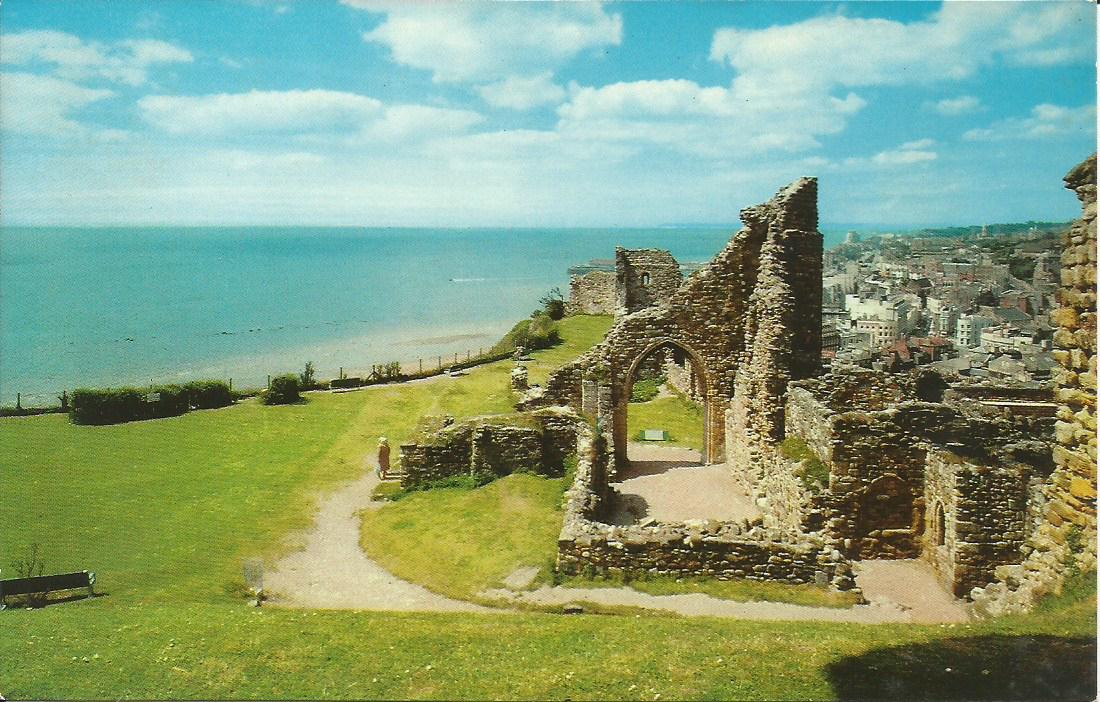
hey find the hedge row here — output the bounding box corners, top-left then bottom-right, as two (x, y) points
(70, 380), (234, 425)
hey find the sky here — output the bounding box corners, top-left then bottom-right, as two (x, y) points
(0, 1), (1096, 228)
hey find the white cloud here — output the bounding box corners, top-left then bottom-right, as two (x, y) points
(929, 95), (982, 116)
(138, 89), (383, 135)
(964, 103), (1097, 142)
(872, 147), (938, 166)
(710, 3), (1092, 96)
(477, 72), (566, 110)
(555, 78), (861, 158)
(137, 89), (483, 143)
(345, 2), (621, 83)
(0, 30), (192, 86)
(0, 72), (114, 136)
(364, 104), (484, 141)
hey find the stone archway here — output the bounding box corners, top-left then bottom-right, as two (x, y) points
(614, 339), (719, 465)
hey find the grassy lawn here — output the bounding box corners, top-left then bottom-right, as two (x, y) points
(557, 572), (862, 609)
(361, 473), (566, 600)
(0, 584), (1093, 700)
(628, 393), (705, 449)
(0, 315), (604, 606)
(1, 309), (1096, 700)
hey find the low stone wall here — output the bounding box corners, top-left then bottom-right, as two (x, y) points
(567, 271), (617, 316)
(400, 408), (581, 487)
(557, 427), (855, 590)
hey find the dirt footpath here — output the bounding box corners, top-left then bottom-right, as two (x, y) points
(265, 465), (492, 612)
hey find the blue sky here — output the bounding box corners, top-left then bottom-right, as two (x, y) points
(0, 1), (1095, 227)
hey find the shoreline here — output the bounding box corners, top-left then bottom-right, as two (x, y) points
(0, 320), (516, 407)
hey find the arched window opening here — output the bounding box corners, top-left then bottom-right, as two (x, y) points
(640, 272), (651, 286)
(934, 502), (946, 546)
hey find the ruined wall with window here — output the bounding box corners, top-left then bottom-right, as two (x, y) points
(616, 248), (683, 315)
(531, 177), (822, 468)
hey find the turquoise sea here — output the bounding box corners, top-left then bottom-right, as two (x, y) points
(0, 227), (847, 405)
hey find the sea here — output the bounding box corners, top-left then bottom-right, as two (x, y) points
(0, 226), (848, 405)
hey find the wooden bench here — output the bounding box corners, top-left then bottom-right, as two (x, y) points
(0, 570), (95, 609)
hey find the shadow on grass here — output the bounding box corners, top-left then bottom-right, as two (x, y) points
(827, 634), (1096, 701)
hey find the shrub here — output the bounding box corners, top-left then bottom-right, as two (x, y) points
(540, 287), (566, 320)
(491, 312), (561, 355)
(71, 387), (143, 424)
(183, 380), (233, 409)
(329, 377), (363, 390)
(630, 377), (663, 403)
(299, 361), (316, 388)
(263, 374), (301, 405)
(781, 436), (830, 493)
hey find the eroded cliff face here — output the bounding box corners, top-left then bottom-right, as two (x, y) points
(970, 153), (1097, 617)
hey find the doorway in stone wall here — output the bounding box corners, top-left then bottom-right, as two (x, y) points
(607, 341), (758, 525)
(623, 341), (708, 466)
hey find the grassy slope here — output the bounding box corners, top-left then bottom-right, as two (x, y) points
(0, 587), (1093, 700)
(0, 315), (608, 605)
(362, 473), (566, 599)
(627, 393), (706, 449)
(1, 311), (1096, 700)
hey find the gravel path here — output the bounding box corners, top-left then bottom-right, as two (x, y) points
(854, 559), (970, 623)
(265, 464), (493, 612)
(484, 585), (914, 623)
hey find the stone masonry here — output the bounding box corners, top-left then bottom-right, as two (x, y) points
(567, 270), (617, 316)
(535, 177), (822, 467)
(969, 154), (1097, 616)
(616, 248), (683, 315)
(399, 408), (581, 488)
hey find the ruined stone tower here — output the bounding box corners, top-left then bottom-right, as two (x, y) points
(532, 177), (822, 467)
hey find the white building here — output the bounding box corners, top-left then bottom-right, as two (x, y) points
(955, 313), (996, 349)
(854, 318), (899, 351)
(845, 294), (913, 335)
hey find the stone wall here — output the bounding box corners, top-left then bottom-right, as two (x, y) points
(536, 177), (823, 467)
(557, 425), (856, 590)
(400, 408), (581, 488)
(567, 271), (617, 316)
(925, 446), (1032, 597)
(616, 248), (683, 315)
(970, 154), (1097, 617)
(783, 368), (1051, 565)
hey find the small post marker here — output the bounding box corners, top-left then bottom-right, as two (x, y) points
(419, 359), (423, 373)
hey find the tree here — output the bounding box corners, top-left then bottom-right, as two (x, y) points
(540, 287), (566, 320)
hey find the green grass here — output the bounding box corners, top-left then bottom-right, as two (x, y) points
(524, 314), (613, 386)
(0, 586), (1093, 700)
(627, 393), (705, 449)
(360, 473), (567, 599)
(0, 315), (602, 606)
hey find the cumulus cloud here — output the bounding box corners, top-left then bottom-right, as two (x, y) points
(930, 95), (982, 116)
(345, 1), (621, 83)
(0, 30), (192, 86)
(138, 89), (384, 135)
(138, 88), (482, 142)
(872, 145), (938, 166)
(555, 78), (862, 157)
(0, 71), (114, 136)
(963, 103), (1097, 142)
(477, 72), (566, 110)
(710, 3), (1092, 96)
